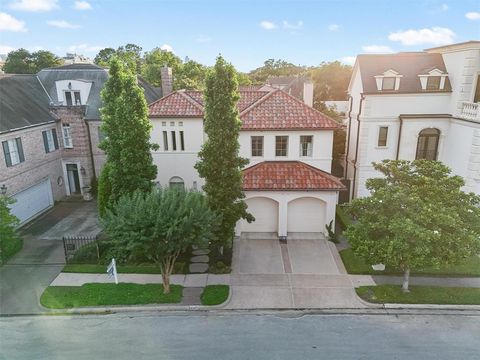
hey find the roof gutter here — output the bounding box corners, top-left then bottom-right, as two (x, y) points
(351, 93), (365, 200)
(396, 115), (403, 160)
(344, 95), (353, 179)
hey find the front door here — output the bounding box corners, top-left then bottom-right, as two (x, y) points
(66, 164), (81, 194)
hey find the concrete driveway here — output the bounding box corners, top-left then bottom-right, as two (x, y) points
(228, 233), (367, 309)
(0, 201), (100, 315)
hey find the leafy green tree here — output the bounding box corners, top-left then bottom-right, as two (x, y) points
(3, 49), (62, 74)
(344, 160), (480, 292)
(94, 44), (143, 72)
(195, 56), (253, 247)
(248, 58), (305, 83)
(310, 61), (352, 102)
(142, 48), (183, 87)
(94, 47), (116, 67)
(174, 59), (208, 90)
(102, 188), (220, 293)
(0, 196), (21, 264)
(98, 58), (158, 215)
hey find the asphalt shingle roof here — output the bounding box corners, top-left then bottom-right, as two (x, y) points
(242, 161), (346, 191)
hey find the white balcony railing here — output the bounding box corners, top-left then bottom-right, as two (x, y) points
(460, 101), (480, 122)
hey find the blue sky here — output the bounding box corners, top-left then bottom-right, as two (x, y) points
(1, 0), (479, 71)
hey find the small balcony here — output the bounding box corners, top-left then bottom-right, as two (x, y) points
(459, 101), (480, 122)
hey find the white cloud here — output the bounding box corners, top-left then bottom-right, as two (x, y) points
(9, 0), (58, 12)
(465, 12), (480, 20)
(388, 27), (455, 46)
(0, 12), (27, 32)
(74, 1), (92, 10)
(160, 44), (174, 52)
(260, 20), (276, 30)
(47, 20), (80, 29)
(341, 56), (356, 65)
(328, 24), (340, 31)
(283, 20), (303, 30)
(0, 44), (16, 54)
(68, 44), (104, 53)
(440, 4), (448, 11)
(195, 34), (212, 43)
(362, 45), (394, 53)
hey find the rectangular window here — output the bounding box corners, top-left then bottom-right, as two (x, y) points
(74, 91), (81, 105)
(162, 121), (167, 127)
(378, 126), (388, 147)
(382, 77), (396, 90)
(65, 91), (73, 106)
(42, 129), (59, 153)
(62, 123), (73, 148)
(180, 131), (185, 151)
(170, 121), (175, 126)
(171, 131), (177, 151)
(163, 131), (168, 151)
(300, 135), (313, 157)
(275, 136), (288, 157)
(2, 138), (25, 167)
(426, 76), (441, 90)
(64, 91), (81, 105)
(251, 136), (264, 157)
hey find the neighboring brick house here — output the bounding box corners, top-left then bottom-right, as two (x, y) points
(0, 63), (163, 224)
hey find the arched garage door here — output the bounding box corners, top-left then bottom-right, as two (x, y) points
(287, 197), (325, 233)
(241, 197), (278, 233)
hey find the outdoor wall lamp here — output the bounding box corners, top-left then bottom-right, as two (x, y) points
(80, 166), (86, 175)
(68, 82), (72, 90)
(0, 184), (7, 195)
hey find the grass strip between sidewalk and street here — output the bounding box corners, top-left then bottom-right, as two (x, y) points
(41, 283), (183, 309)
(356, 285), (480, 305)
(200, 285), (229, 305)
(340, 248), (480, 277)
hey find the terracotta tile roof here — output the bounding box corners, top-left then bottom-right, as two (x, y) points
(149, 89), (340, 130)
(242, 161), (346, 191)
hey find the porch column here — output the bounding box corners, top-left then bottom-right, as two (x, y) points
(278, 197), (288, 237)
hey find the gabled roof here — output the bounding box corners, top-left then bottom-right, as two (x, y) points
(356, 52), (451, 94)
(242, 161), (346, 191)
(0, 75), (56, 133)
(149, 89), (340, 130)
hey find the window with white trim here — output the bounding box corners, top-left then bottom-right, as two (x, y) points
(377, 126), (388, 147)
(171, 131), (177, 151)
(251, 136), (264, 157)
(62, 123), (73, 148)
(180, 131), (185, 151)
(2, 138), (25, 167)
(426, 76), (441, 90)
(381, 77), (396, 90)
(163, 131), (168, 151)
(300, 135), (313, 157)
(42, 129), (59, 153)
(275, 136), (288, 157)
(64, 91), (81, 106)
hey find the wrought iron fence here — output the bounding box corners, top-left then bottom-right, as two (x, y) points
(62, 234), (99, 263)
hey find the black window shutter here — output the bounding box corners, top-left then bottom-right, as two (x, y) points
(16, 138), (25, 162)
(2, 141), (12, 167)
(42, 131), (49, 153)
(52, 129), (59, 149)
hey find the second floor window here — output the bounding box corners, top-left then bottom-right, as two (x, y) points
(180, 131), (185, 151)
(382, 77), (396, 90)
(300, 136), (313, 157)
(426, 76), (441, 90)
(42, 129), (59, 153)
(251, 136), (264, 157)
(65, 91), (81, 106)
(62, 124), (73, 148)
(416, 128), (440, 160)
(171, 131), (177, 151)
(163, 131), (168, 151)
(378, 127), (388, 147)
(2, 138), (25, 167)
(275, 136), (288, 157)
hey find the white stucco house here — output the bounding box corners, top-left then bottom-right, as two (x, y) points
(345, 41), (480, 199)
(148, 87), (345, 238)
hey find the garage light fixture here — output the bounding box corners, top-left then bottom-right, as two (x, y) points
(0, 184), (7, 195)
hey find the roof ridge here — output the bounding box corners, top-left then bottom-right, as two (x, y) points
(239, 88), (279, 117)
(148, 90), (181, 108)
(35, 75), (54, 104)
(179, 90), (204, 112)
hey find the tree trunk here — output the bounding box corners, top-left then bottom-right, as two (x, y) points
(402, 267), (410, 293)
(162, 273), (170, 294)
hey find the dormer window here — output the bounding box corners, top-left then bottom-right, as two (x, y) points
(374, 69), (403, 91)
(64, 90), (81, 106)
(418, 68), (448, 91)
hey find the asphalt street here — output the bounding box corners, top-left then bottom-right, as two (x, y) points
(1, 312), (479, 360)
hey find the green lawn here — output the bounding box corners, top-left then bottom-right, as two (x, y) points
(62, 262), (187, 274)
(340, 248), (480, 277)
(41, 283), (183, 309)
(357, 285), (480, 305)
(200, 285), (229, 305)
(1, 237), (23, 265)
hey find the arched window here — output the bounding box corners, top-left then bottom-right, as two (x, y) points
(169, 176), (185, 190)
(415, 128), (440, 160)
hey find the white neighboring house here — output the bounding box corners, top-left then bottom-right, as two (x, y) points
(148, 87), (345, 238)
(345, 41), (480, 199)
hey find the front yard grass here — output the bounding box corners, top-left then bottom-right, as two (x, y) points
(40, 283), (183, 309)
(340, 248), (480, 277)
(200, 285), (229, 305)
(356, 285), (480, 305)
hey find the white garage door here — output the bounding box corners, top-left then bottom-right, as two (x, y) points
(10, 179), (54, 225)
(241, 197), (278, 233)
(287, 197), (325, 233)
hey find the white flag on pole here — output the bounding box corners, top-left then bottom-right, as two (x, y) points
(107, 258), (118, 284)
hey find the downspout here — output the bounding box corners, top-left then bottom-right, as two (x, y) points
(351, 94), (365, 200)
(396, 115), (403, 160)
(85, 119), (97, 181)
(344, 95), (353, 179)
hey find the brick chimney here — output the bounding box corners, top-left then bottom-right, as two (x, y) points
(303, 80), (314, 107)
(160, 65), (173, 96)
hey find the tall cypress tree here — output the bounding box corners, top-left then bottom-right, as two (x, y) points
(195, 56), (253, 246)
(98, 58), (157, 215)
